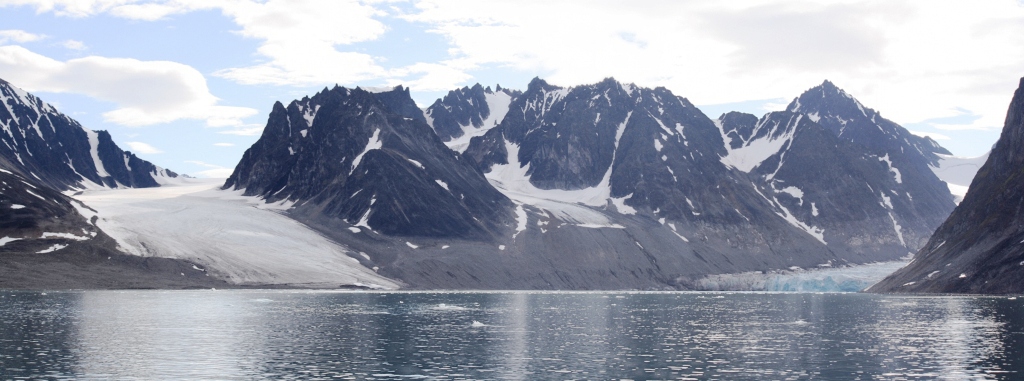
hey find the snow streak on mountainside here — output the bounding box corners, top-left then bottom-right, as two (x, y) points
(0, 78), (178, 191)
(457, 78), (892, 277)
(224, 85), (513, 240)
(726, 81), (958, 254)
(0, 167), (99, 254)
(73, 179), (398, 289)
(220, 77), (967, 290)
(424, 84), (520, 153)
(871, 77), (1024, 294)
(785, 81), (955, 219)
(717, 109), (946, 257)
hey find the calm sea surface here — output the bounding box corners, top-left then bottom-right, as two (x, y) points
(0, 290), (1021, 380)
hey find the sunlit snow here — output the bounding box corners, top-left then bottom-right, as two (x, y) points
(72, 178), (398, 289)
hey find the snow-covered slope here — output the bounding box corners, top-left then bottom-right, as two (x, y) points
(0, 77), (178, 191)
(73, 178), (399, 289)
(423, 84), (519, 153)
(931, 152), (989, 203)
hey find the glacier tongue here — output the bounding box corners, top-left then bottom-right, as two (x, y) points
(695, 261), (909, 292)
(73, 178), (399, 289)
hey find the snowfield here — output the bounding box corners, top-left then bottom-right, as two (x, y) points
(72, 178), (399, 289)
(930, 152), (989, 203)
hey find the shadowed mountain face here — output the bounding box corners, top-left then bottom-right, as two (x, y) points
(870, 78), (1024, 294)
(0, 78), (177, 191)
(224, 85), (513, 240)
(785, 81), (955, 222)
(720, 84), (958, 260)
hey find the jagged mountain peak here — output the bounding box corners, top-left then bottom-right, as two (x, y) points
(424, 82), (520, 152)
(786, 80), (875, 121)
(225, 84), (513, 239)
(0, 77), (178, 190)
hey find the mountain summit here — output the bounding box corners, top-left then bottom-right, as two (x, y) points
(224, 85), (513, 240)
(0, 78), (178, 191)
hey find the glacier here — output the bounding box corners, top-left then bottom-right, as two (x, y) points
(695, 261), (909, 292)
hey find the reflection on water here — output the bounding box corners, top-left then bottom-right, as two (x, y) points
(0, 291), (1021, 380)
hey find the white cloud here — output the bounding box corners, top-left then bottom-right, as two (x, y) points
(213, 142), (234, 147)
(907, 130), (951, 141)
(385, 62), (473, 92)
(125, 141), (162, 154)
(217, 125), (263, 136)
(0, 29), (44, 44)
(185, 160), (233, 178)
(199, 0), (390, 86)
(404, 0), (1024, 149)
(932, 123), (999, 132)
(0, 45), (258, 127)
(0, 0), (130, 17)
(5, 0), (1024, 157)
(62, 39), (86, 50)
(1, 0), (445, 88)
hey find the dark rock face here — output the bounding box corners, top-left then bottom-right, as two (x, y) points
(224, 85), (514, 239)
(424, 84), (520, 152)
(0, 78), (177, 191)
(870, 78), (1024, 294)
(719, 111), (759, 149)
(0, 167), (96, 248)
(725, 110), (943, 262)
(786, 80), (955, 225)
(776, 82), (957, 252)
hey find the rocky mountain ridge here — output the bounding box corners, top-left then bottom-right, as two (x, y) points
(0, 78), (178, 191)
(870, 77), (1024, 294)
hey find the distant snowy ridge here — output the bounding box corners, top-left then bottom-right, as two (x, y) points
(930, 152), (989, 203)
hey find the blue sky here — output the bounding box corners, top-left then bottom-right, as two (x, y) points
(1, 0), (1022, 177)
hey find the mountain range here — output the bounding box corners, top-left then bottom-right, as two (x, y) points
(224, 77), (959, 289)
(0, 74), (996, 291)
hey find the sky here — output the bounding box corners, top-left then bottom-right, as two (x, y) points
(0, 0), (1021, 177)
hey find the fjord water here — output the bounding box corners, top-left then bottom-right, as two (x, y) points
(0, 291), (1020, 380)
